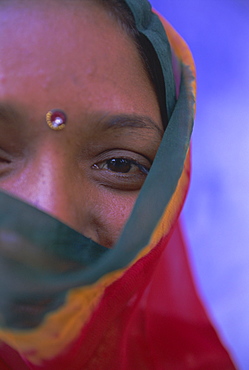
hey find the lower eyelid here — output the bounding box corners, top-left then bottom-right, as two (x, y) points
(90, 170), (148, 191)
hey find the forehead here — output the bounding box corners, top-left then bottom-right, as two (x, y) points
(0, 0), (160, 123)
(0, 1), (130, 77)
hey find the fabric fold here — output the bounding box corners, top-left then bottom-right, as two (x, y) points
(0, 1), (236, 368)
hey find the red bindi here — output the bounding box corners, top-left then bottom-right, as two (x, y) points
(46, 109), (67, 130)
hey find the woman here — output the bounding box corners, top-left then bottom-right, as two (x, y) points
(0, 0), (235, 368)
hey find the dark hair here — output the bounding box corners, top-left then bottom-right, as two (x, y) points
(88, 0), (168, 128)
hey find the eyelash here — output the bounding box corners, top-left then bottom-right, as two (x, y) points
(92, 157), (149, 175)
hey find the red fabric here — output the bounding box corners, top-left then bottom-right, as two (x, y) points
(143, 222), (235, 369)
(3, 221), (233, 370)
(0, 342), (29, 370)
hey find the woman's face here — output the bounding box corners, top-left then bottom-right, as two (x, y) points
(0, 0), (163, 247)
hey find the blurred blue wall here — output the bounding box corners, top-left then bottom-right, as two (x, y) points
(150, 1), (249, 368)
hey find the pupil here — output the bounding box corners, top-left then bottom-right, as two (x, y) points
(108, 158), (131, 173)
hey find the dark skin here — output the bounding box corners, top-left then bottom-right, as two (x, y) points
(0, 0), (163, 248)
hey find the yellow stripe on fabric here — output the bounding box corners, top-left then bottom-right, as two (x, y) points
(0, 271), (123, 364)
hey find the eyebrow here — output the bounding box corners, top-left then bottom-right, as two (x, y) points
(98, 113), (164, 138)
(0, 104), (164, 139)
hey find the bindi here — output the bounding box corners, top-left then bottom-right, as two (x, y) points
(46, 109), (67, 131)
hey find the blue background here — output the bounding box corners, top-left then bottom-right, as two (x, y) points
(150, 1), (249, 368)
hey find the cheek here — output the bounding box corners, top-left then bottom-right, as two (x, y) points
(90, 191), (138, 248)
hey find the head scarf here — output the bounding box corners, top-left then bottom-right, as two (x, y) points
(0, 0), (235, 368)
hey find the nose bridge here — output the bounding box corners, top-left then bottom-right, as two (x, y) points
(19, 146), (74, 223)
(31, 155), (65, 210)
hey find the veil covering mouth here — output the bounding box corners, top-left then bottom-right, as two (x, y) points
(0, 0), (236, 368)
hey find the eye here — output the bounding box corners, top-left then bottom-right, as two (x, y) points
(0, 149), (12, 175)
(91, 152), (151, 191)
(93, 157), (149, 175)
(0, 157), (10, 164)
